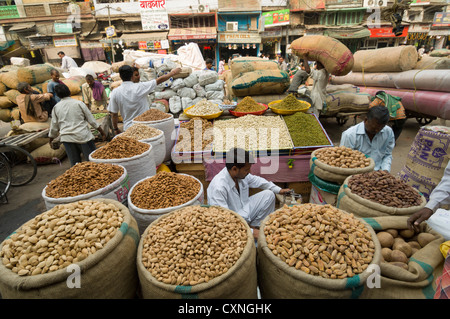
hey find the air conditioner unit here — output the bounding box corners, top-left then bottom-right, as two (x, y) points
(226, 22), (238, 32)
(197, 4), (210, 13)
(363, 0), (387, 8)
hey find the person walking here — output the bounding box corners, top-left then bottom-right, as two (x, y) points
(81, 74), (108, 112)
(48, 83), (106, 167)
(303, 58), (329, 117)
(58, 51), (78, 71)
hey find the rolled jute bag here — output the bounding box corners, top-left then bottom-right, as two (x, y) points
(413, 56), (450, 70)
(42, 164), (131, 210)
(231, 69), (290, 97)
(257, 203), (382, 299)
(0, 199), (140, 299)
(309, 149), (375, 184)
(352, 46), (418, 73)
(127, 173), (204, 235)
(17, 64), (54, 86)
(336, 175), (427, 218)
(137, 205), (257, 299)
(359, 216), (445, 299)
(290, 35), (354, 76)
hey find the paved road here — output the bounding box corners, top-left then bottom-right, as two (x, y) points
(0, 116), (442, 242)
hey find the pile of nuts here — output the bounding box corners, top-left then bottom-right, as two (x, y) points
(186, 99), (221, 116)
(90, 136), (150, 159)
(213, 115), (293, 151)
(175, 117), (214, 152)
(130, 171), (201, 210)
(264, 204), (376, 279)
(315, 146), (371, 169)
(121, 124), (162, 141)
(348, 171), (423, 208)
(134, 109), (171, 122)
(141, 206), (248, 285)
(45, 162), (124, 198)
(0, 200), (124, 276)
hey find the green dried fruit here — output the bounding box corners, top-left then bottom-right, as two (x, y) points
(283, 112), (330, 147)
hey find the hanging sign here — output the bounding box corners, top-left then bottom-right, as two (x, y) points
(139, 0), (170, 31)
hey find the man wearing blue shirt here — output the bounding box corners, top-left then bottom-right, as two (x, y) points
(204, 58), (215, 71)
(340, 105), (395, 172)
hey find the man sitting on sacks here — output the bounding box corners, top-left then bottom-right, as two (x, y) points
(340, 105), (395, 172)
(207, 148), (291, 238)
(16, 82), (53, 123)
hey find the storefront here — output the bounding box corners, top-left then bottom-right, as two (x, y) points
(406, 24), (431, 49)
(363, 26), (410, 49)
(216, 32), (261, 63)
(168, 27), (217, 61)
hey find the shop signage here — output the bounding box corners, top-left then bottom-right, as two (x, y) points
(262, 9), (290, 28)
(411, 0), (430, 5)
(369, 26), (409, 38)
(138, 39), (170, 50)
(139, 0), (169, 31)
(260, 27), (282, 38)
(53, 35), (77, 47)
(408, 24), (431, 33)
(433, 12), (450, 27)
(54, 23), (73, 34)
(217, 32), (261, 44)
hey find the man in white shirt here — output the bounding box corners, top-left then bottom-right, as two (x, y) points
(58, 51), (78, 71)
(207, 148), (291, 232)
(278, 56), (288, 72)
(303, 58), (329, 117)
(407, 161), (450, 232)
(108, 65), (181, 133)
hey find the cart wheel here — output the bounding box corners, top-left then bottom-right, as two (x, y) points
(416, 117), (433, 125)
(336, 116), (348, 126)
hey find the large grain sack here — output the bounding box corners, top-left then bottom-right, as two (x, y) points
(1, 70), (19, 89)
(360, 216), (445, 299)
(309, 147), (375, 184)
(4, 89), (20, 105)
(230, 57), (279, 79)
(61, 76), (86, 95)
(397, 125), (450, 201)
(336, 172), (427, 218)
(0, 81), (7, 95)
(137, 205), (257, 298)
(89, 136), (156, 189)
(231, 69), (290, 96)
(429, 49), (450, 57)
(30, 143), (66, 165)
(257, 203), (381, 299)
(325, 91), (371, 116)
(42, 162), (130, 210)
(110, 80), (122, 91)
(11, 107), (20, 120)
(0, 198), (140, 299)
(352, 46), (418, 73)
(0, 108), (12, 122)
(127, 172), (204, 235)
(0, 96), (14, 109)
(414, 56), (450, 70)
(290, 35), (354, 76)
(17, 64), (54, 85)
(111, 60), (133, 73)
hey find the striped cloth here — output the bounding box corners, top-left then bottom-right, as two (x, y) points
(434, 250), (450, 299)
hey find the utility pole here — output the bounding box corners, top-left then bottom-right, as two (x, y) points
(107, 5), (115, 63)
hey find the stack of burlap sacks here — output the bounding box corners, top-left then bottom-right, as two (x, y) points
(110, 58), (226, 115)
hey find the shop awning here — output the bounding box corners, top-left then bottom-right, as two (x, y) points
(324, 28), (371, 39)
(9, 23), (36, 32)
(428, 29), (450, 36)
(168, 27), (216, 40)
(119, 32), (168, 43)
(369, 26), (409, 38)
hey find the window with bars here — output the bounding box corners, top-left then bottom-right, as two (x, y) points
(320, 10), (364, 26)
(170, 15), (216, 29)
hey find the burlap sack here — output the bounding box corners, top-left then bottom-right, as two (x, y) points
(0, 199), (140, 299)
(230, 57), (279, 79)
(111, 61), (134, 73)
(137, 206), (257, 299)
(359, 216), (445, 299)
(413, 56), (450, 70)
(0, 108), (11, 122)
(397, 126), (449, 201)
(0, 96), (14, 109)
(324, 92), (371, 116)
(309, 149), (375, 184)
(0, 82), (6, 95)
(62, 76), (86, 95)
(336, 175), (427, 218)
(231, 69), (290, 96)
(17, 64), (54, 85)
(1, 70), (19, 89)
(257, 206), (382, 298)
(290, 35), (354, 76)
(30, 143), (66, 165)
(4, 89), (20, 105)
(11, 107), (20, 120)
(352, 46), (418, 73)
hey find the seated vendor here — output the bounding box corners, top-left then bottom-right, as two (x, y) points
(340, 105), (395, 172)
(207, 148), (291, 233)
(16, 82), (53, 123)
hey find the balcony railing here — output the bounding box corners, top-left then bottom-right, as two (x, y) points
(0, 5), (20, 19)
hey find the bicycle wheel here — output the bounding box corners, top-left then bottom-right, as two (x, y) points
(0, 144), (38, 186)
(0, 154), (12, 202)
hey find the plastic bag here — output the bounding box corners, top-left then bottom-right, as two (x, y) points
(205, 80), (224, 92)
(181, 97), (193, 110)
(198, 70), (219, 86)
(206, 90), (224, 101)
(169, 95), (182, 114)
(193, 83), (207, 97)
(171, 78), (186, 91)
(427, 209), (450, 241)
(177, 87), (196, 99)
(183, 73), (199, 88)
(154, 89), (176, 100)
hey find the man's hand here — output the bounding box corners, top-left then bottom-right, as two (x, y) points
(407, 207), (433, 232)
(279, 188), (292, 195)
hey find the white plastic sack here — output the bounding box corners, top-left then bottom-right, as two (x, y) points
(169, 96), (182, 114)
(155, 89), (177, 100)
(127, 174), (204, 235)
(206, 90), (224, 101)
(171, 78), (186, 91)
(135, 57), (152, 68)
(176, 43), (206, 71)
(89, 145), (156, 189)
(11, 57), (30, 67)
(82, 61), (112, 74)
(193, 83), (207, 97)
(177, 87), (196, 99)
(205, 80), (224, 92)
(42, 165), (130, 210)
(183, 73), (199, 88)
(68, 67), (96, 79)
(427, 209), (450, 241)
(181, 97), (193, 110)
(198, 70), (219, 86)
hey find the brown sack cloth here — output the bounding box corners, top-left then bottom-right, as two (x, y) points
(352, 46), (418, 73)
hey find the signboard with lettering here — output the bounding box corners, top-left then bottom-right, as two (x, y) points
(53, 35), (78, 47)
(433, 12), (450, 27)
(218, 32), (261, 43)
(262, 9), (290, 28)
(54, 23), (73, 34)
(139, 0), (170, 31)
